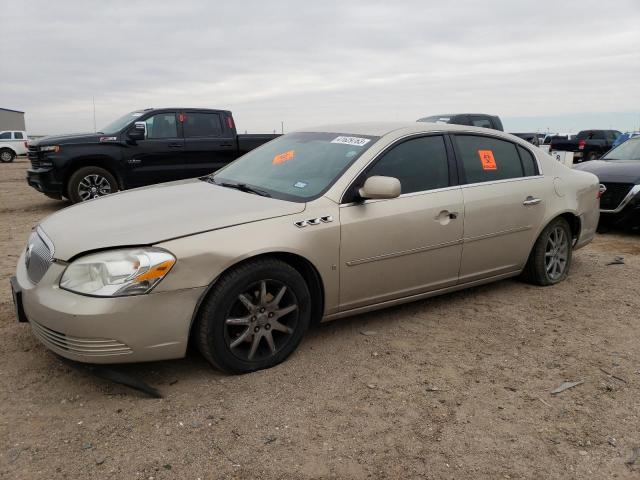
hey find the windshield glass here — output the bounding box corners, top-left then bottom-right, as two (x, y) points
(99, 111), (146, 134)
(602, 138), (640, 160)
(212, 132), (379, 201)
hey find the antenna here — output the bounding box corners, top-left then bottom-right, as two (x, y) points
(92, 97), (97, 133)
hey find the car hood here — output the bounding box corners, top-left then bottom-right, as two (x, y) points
(573, 160), (640, 184)
(32, 133), (101, 146)
(40, 179), (306, 260)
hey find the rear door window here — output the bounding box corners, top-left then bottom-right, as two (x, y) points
(454, 135), (525, 184)
(517, 145), (539, 176)
(365, 135), (450, 194)
(183, 113), (223, 138)
(14, 132), (23, 139)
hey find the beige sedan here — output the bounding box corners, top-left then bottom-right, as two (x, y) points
(12, 122), (600, 373)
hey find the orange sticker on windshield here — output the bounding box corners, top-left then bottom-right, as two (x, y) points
(272, 150), (295, 165)
(478, 150), (497, 170)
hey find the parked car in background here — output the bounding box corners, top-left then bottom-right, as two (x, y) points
(574, 136), (640, 229)
(511, 132), (540, 146)
(612, 131), (640, 148)
(0, 130), (28, 162)
(26, 108), (280, 203)
(12, 122), (600, 373)
(550, 129), (621, 162)
(417, 113), (504, 131)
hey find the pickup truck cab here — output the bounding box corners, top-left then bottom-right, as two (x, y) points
(550, 129), (621, 162)
(417, 113), (504, 131)
(0, 130), (28, 162)
(27, 108), (279, 203)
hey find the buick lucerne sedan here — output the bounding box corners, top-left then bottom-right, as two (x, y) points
(12, 123), (600, 373)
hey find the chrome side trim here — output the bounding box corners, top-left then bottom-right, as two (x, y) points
(345, 238), (463, 266)
(464, 225), (533, 243)
(601, 184), (640, 213)
(340, 185), (462, 208)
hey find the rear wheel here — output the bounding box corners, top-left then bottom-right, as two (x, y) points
(196, 258), (311, 373)
(67, 166), (119, 203)
(0, 148), (15, 163)
(522, 217), (572, 286)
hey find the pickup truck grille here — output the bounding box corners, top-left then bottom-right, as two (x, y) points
(600, 183), (633, 211)
(27, 145), (44, 169)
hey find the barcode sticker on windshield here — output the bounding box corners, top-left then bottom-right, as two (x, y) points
(331, 136), (371, 147)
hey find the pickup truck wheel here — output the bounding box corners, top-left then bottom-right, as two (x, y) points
(196, 258), (311, 373)
(0, 148), (16, 163)
(67, 166), (119, 203)
(521, 217), (572, 286)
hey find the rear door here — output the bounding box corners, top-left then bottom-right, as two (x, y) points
(182, 111), (237, 177)
(339, 134), (464, 311)
(123, 111), (186, 187)
(452, 134), (550, 283)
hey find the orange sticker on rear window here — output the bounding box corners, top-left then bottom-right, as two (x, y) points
(478, 150), (497, 170)
(272, 150), (295, 165)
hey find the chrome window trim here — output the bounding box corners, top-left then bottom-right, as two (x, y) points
(459, 174), (545, 190)
(339, 130), (544, 204)
(601, 184), (640, 213)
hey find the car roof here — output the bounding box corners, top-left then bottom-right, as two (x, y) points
(295, 121), (510, 138)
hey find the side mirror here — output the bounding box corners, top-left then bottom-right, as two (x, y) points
(128, 121), (146, 141)
(358, 176), (401, 200)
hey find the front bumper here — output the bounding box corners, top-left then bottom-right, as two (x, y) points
(26, 168), (64, 199)
(600, 187), (640, 228)
(15, 252), (206, 364)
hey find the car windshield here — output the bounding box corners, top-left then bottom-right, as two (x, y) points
(99, 111), (146, 134)
(212, 132), (379, 201)
(602, 138), (640, 161)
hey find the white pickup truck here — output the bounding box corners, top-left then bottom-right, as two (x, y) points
(0, 130), (28, 162)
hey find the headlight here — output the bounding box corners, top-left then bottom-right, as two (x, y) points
(60, 248), (175, 297)
(40, 145), (60, 153)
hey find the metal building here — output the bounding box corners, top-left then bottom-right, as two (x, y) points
(0, 108), (26, 131)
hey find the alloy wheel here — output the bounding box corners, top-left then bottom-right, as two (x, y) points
(224, 279), (299, 362)
(545, 226), (569, 281)
(0, 151), (13, 162)
(78, 174), (112, 201)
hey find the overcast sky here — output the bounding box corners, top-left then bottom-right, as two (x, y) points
(2, 0), (639, 135)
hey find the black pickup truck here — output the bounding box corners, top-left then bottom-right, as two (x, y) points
(549, 129), (621, 162)
(27, 108), (280, 203)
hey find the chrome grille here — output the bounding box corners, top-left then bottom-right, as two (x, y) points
(25, 229), (54, 284)
(30, 320), (133, 357)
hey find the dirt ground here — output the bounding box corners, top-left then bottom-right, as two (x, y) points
(1, 157), (639, 479)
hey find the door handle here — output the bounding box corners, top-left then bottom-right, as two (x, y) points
(220, 142), (233, 147)
(168, 143), (183, 148)
(523, 196), (541, 206)
(435, 210), (458, 224)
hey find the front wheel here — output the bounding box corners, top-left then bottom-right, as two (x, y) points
(67, 166), (119, 203)
(196, 258), (311, 373)
(0, 149), (16, 163)
(521, 217), (572, 286)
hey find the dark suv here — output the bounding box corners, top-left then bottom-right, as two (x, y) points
(417, 113), (503, 131)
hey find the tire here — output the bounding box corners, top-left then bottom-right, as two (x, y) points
(196, 258), (311, 373)
(521, 217), (573, 286)
(0, 148), (16, 163)
(67, 166), (119, 203)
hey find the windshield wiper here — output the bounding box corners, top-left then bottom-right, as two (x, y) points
(209, 178), (271, 197)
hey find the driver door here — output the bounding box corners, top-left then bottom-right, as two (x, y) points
(339, 134), (464, 311)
